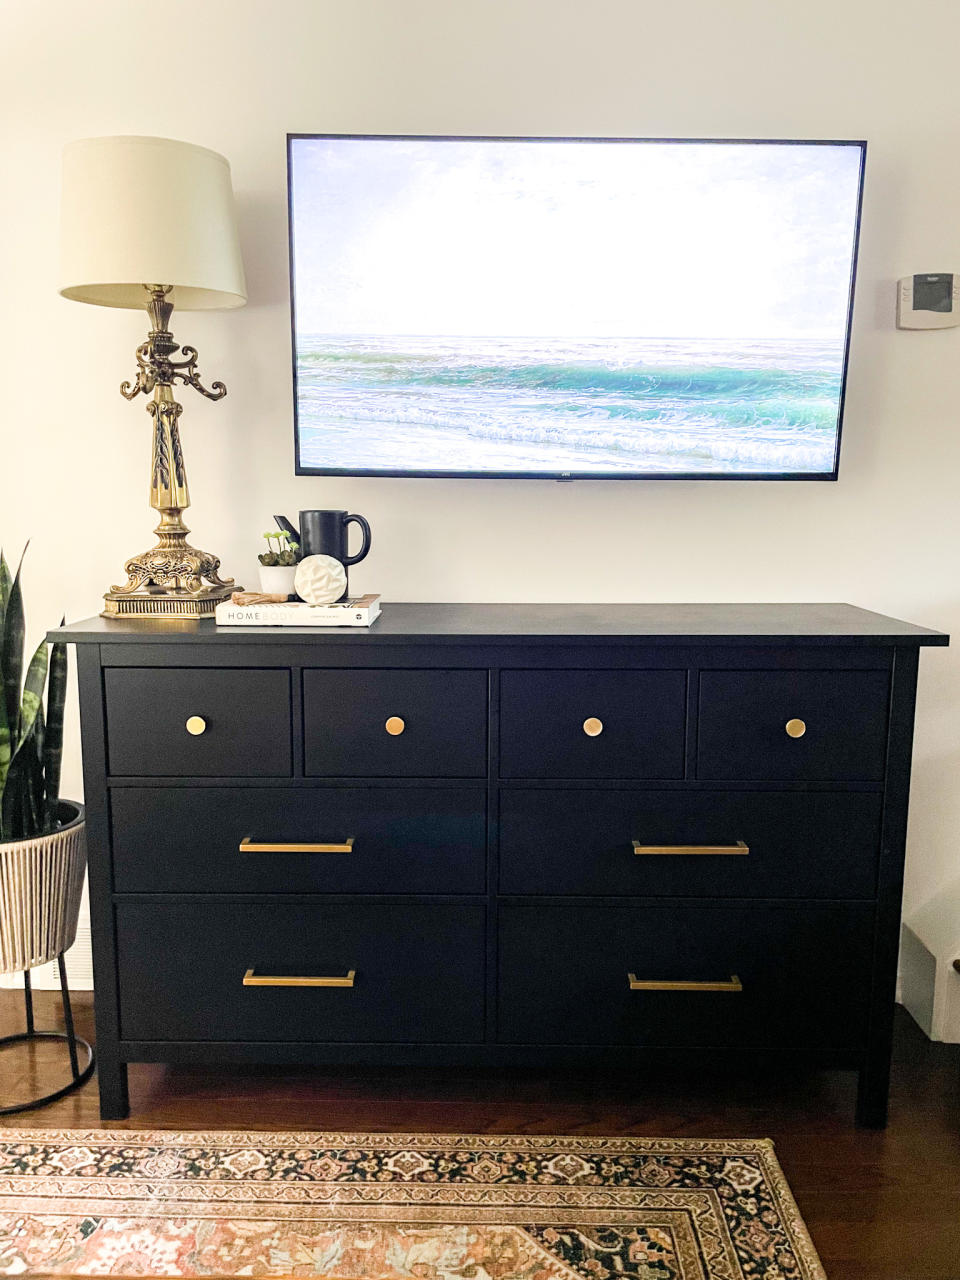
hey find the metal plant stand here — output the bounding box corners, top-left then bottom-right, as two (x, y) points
(0, 802), (94, 1113)
(0, 956), (95, 1114)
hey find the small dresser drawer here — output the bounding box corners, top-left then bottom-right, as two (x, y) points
(105, 668), (291, 777)
(117, 901), (485, 1043)
(698, 669), (889, 781)
(304, 669), (487, 777)
(499, 670), (686, 779)
(499, 788), (881, 899)
(499, 903), (873, 1049)
(111, 786), (486, 894)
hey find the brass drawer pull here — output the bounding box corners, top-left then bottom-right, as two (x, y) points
(628, 973), (743, 992)
(243, 968), (356, 988)
(385, 716), (406, 735)
(583, 717), (603, 737)
(239, 837), (355, 854)
(185, 715), (207, 736)
(785, 718), (807, 738)
(632, 840), (749, 856)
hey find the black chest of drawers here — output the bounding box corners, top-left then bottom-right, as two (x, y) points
(57, 603), (947, 1125)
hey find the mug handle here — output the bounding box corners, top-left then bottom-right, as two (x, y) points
(342, 513), (372, 565)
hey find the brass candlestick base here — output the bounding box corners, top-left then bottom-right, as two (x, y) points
(101, 285), (241, 619)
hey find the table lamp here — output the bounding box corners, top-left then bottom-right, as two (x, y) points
(60, 135), (247, 618)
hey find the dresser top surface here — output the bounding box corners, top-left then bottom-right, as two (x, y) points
(53, 602), (948, 647)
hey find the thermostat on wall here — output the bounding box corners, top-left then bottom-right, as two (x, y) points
(897, 273), (960, 329)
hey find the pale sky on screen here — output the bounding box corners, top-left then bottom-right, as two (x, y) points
(289, 138), (862, 340)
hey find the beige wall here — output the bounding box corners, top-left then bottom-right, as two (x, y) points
(2, 0), (958, 988)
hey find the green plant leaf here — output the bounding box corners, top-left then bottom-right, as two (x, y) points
(0, 551), (10, 648)
(23, 711), (43, 839)
(0, 748), (24, 841)
(1, 546), (27, 744)
(17, 636), (47, 742)
(0, 560), (68, 840)
(0, 549), (11, 614)
(4, 637), (48, 839)
(0, 686), (9, 841)
(19, 633), (47, 719)
(43, 631), (67, 829)
(2, 719), (42, 840)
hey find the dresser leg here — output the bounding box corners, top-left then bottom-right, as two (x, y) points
(97, 1055), (129, 1120)
(855, 1059), (890, 1128)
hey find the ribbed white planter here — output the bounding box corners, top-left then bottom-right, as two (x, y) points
(0, 802), (86, 975)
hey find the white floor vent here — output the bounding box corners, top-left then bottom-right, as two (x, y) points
(900, 875), (960, 1042)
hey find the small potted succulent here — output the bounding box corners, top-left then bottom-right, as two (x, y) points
(257, 529), (300, 597)
(0, 548), (86, 983)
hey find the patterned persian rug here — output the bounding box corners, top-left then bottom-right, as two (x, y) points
(0, 1129), (824, 1279)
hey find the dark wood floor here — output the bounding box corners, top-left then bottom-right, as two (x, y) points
(1, 991), (958, 1280)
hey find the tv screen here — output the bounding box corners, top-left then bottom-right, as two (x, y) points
(288, 135), (865, 480)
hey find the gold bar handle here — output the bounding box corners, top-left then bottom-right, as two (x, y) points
(628, 973), (743, 992)
(243, 968), (356, 988)
(632, 840), (749, 856)
(239, 837), (355, 854)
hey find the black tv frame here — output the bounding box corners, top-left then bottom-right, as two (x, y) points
(287, 134), (867, 482)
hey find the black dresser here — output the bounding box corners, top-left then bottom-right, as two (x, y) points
(57, 603), (947, 1125)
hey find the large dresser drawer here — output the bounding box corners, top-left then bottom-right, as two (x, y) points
(500, 670), (686, 779)
(117, 901), (485, 1043)
(111, 787), (486, 894)
(698, 669), (890, 781)
(499, 788), (881, 898)
(304, 669), (487, 777)
(498, 903), (874, 1049)
(105, 668), (291, 777)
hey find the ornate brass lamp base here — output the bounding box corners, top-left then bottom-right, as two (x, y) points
(101, 286), (241, 620)
(103, 589), (235, 620)
(103, 514), (236, 619)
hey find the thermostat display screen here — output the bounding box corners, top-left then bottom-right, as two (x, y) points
(913, 274), (953, 312)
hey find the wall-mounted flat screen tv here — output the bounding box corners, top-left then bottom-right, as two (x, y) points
(288, 135), (865, 479)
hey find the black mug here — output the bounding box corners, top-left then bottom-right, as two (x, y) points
(275, 510), (372, 598)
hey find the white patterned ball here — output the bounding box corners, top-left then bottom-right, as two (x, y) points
(294, 554), (348, 604)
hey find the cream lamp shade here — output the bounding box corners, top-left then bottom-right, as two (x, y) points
(59, 135), (247, 310)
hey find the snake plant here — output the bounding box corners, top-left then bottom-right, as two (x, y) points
(0, 548), (67, 841)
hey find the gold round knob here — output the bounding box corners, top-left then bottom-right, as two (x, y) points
(583, 717), (604, 737)
(785, 718), (806, 739)
(385, 716), (406, 736)
(185, 715), (207, 736)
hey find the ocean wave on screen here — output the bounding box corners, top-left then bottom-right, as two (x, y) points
(462, 419), (833, 469)
(299, 400), (835, 469)
(590, 397), (837, 431)
(295, 335), (843, 471)
(300, 351), (840, 402)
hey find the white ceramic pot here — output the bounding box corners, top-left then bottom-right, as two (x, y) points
(258, 564), (298, 597)
(0, 801), (86, 975)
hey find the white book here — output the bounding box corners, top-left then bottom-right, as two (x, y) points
(215, 594), (382, 628)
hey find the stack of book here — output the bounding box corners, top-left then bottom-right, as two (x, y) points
(215, 594), (381, 628)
